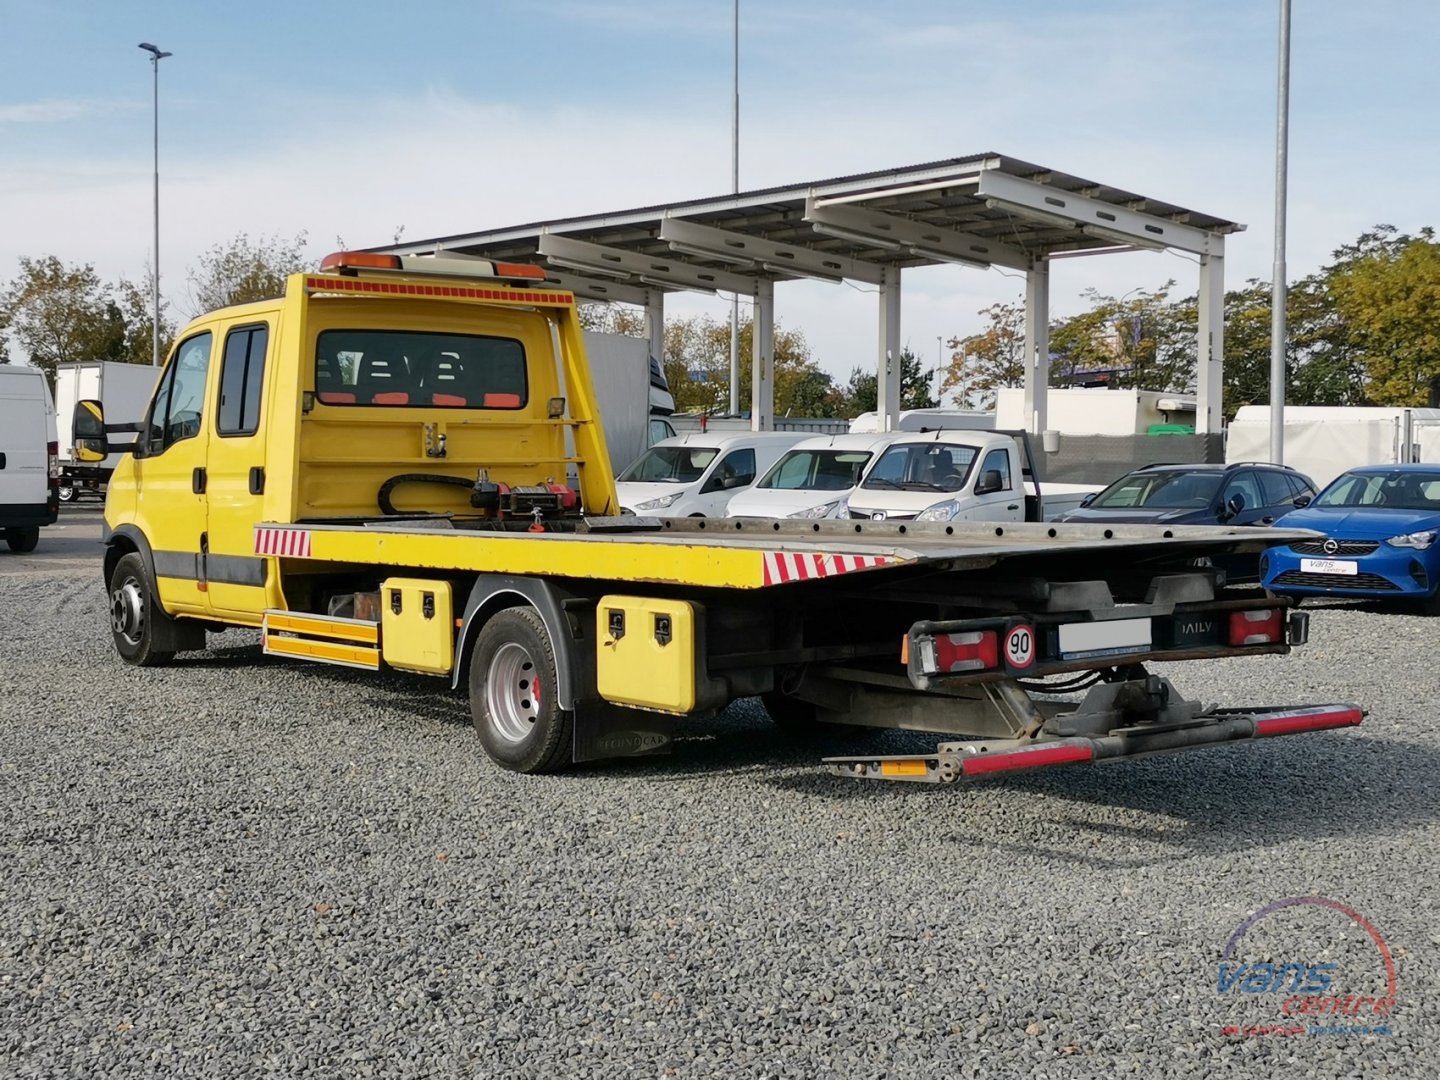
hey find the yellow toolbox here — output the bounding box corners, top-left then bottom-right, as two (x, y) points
(596, 595), (697, 713)
(380, 578), (454, 675)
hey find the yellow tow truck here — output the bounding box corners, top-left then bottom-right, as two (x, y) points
(74, 253), (1361, 780)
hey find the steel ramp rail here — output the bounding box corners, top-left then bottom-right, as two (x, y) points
(823, 703), (1364, 783)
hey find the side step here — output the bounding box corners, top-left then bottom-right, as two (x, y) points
(823, 704), (1364, 784)
(262, 609), (381, 671)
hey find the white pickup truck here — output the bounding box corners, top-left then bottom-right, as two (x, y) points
(843, 430), (1098, 523)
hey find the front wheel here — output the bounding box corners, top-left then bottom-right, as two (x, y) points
(107, 552), (174, 666)
(469, 607), (572, 773)
(4, 527), (39, 553)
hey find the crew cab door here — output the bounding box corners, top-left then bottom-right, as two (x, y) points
(205, 321), (273, 617)
(696, 448), (756, 515)
(132, 331), (214, 616)
(968, 447), (1024, 522)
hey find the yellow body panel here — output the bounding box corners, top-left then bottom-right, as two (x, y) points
(379, 578), (455, 675)
(595, 595), (697, 713)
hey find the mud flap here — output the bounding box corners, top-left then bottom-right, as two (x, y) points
(572, 700), (673, 763)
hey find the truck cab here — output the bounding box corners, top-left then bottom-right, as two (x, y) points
(79, 252), (616, 639)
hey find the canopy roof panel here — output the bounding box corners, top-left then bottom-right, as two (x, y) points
(376, 152), (1243, 299)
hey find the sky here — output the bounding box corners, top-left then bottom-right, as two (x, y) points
(3, 0), (1438, 388)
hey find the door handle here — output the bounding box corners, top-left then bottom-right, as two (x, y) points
(192, 467), (207, 494)
(0, 452), (6, 469)
(249, 466), (265, 495)
(1007, 504), (1019, 511)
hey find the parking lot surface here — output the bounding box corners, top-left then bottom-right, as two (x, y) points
(2, 510), (1436, 1077)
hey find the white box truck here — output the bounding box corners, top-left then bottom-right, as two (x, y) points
(53, 361), (158, 501)
(581, 332), (675, 474)
(0, 365), (59, 552)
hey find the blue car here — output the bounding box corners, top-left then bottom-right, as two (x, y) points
(1264, 464), (1440, 612)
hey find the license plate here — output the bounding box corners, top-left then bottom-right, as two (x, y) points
(1300, 558), (1357, 575)
(1056, 617), (1152, 660)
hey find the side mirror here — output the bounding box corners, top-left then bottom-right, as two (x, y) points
(1079, 492), (1096, 508)
(73, 399), (109, 462)
(1226, 492), (1247, 516)
(1293, 494), (1312, 508)
(722, 474), (749, 490)
(975, 469), (1005, 495)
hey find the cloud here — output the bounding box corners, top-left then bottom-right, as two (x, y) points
(0, 99), (96, 123)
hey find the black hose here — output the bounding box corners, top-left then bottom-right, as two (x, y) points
(1017, 671), (1105, 694)
(377, 473), (474, 516)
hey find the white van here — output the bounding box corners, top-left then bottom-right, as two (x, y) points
(615, 431), (806, 517)
(724, 433), (899, 519)
(0, 365), (60, 552)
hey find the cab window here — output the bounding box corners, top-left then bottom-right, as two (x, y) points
(975, 448), (1012, 492)
(143, 332), (213, 455)
(315, 329), (527, 409)
(702, 448), (756, 492)
(218, 324), (269, 436)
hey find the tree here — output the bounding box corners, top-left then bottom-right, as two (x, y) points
(187, 232), (309, 315)
(112, 275), (177, 366)
(0, 256), (114, 381)
(838, 347), (933, 415)
(941, 300), (1026, 408)
(1326, 226), (1440, 406)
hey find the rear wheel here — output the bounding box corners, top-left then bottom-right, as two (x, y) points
(107, 552), (174, 666)
(3, 527), (39, 553)
(58, 485), (77, 503)
(469, 607), (572, 773)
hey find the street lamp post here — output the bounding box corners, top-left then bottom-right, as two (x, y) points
(138, 42), (172, 367)
(1270, 0), (1292, 464)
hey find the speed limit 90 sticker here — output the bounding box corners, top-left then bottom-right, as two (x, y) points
(1003, 623), (1036, 669)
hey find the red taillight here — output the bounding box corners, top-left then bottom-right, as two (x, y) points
(47, 441), (59, 481)
(319, 251), (402, 272)
(961, 742), (1094, 776)
(1253, 706), (1363, 738)
(1228, 608), (1284, 646)
(931, 629), (999, 673)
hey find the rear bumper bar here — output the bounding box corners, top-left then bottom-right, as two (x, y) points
(823, 703), (1364, 783)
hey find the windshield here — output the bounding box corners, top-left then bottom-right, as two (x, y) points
(1314, 471), (1440, 512)
(618, 445), (719, 483)
(1091, 470), (1223, 509)
(860, 442), (979, 493)
(758, 449), (873, 491)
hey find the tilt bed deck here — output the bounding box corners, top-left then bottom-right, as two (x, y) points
(252, 515), (1320, 591)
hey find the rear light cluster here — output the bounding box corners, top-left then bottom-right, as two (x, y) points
(1228, 607), (1283, 646)
(47, 441), (59, 482)
(920, 629), (999, 674)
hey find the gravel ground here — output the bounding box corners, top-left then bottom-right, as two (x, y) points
(2, 513), (1437, 1077)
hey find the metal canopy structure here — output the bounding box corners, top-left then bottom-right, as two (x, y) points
(375, 152), (1244, 434)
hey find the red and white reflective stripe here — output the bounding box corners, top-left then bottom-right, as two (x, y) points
(1252, 705), (1363, 738)
(761, 551), (893, 586)
(961, 742), (1095, 777)
(254, 527), (313, 558)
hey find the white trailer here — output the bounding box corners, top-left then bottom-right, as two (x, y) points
(54, 361), (158, 501)
(995, 387), (1197, 435)
(1226, 405), (1440, 490)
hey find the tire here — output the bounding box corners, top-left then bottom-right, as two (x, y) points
(107, 551), (175, 667)
(4, 527), (40, 553)
(468, 607), (572, 773)
(58, 485), (77, 503)
(761, 690), (823, 733)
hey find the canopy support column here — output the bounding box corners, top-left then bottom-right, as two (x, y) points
(1022, 258), (1051, 435)
(1196, 249), (1225, 436)
(750, 278), (774, 431)
(876, 266), (902, 431)
(644, 289), (665, 379)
